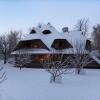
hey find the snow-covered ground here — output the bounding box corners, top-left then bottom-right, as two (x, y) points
(0, 62), (100, 100)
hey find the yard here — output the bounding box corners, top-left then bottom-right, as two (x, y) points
(0, 62), (100, 100)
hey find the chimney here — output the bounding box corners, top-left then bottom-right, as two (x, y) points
(62, 27), (69, 32)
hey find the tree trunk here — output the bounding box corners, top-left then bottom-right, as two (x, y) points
(75, 68), (81, 74)
(4, 54), (7, 64)
(50, 75), (56, 83)
(53, 76), (56, 82)
(78, 68), (81, 74)
(4, 49), (7, 64)
(20, 66), (22, 70)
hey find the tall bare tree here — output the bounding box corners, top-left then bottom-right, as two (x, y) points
(92, 24), (100, 51)
(0, 31), (21, 64)
(8, 31), (21, 54)
(75, 18), (89, 36)
(67, 42), (93, 74)
(0, 34), (9, 64)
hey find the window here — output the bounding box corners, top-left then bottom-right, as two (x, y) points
(42, 30), (51, 34)
(30, 29), (36, 34)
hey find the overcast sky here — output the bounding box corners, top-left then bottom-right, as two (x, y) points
(0, 0), (100, 34)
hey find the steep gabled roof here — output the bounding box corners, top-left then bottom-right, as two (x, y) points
(21, 30), (86, 50)
(13, 24), (88, 54)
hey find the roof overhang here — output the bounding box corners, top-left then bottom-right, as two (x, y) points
(12, 48), (88, 55)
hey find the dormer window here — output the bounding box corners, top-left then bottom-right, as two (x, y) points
(30, 29), (36, 34)
(42, 30), (51, 35)
(15, 39), (49, 50)
(51, 39), (73, 49)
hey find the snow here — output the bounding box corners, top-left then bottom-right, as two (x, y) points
(20, 24), (86, 49)
(91, 50), (100, 57)
(91, 56), (100, 64)
(21, 33), (43, 41)
(13, 28), (87, 55)
(12, 48), (88, 54)
(90, 51), (100, 64)
(12, 48), (51, 54)
(0, 62), (100, 100)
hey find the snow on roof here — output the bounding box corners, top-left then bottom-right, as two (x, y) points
(38, 23), (59, 34)
(12, 48), (87, 55)
(90, 56), (100, 65)
(90, 50), (100, 57)
(21, 30), (86, 49)
(12, 49), (51, 54)
(14, 24), (87, 54)
(21, 33), (43, 41)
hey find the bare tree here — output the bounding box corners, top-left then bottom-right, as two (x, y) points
(8, 31), (21, 55)
(43, 52), (72, 83)
(0, 31), (21, 64)
(15, 50), (32, 70)
(92, 24), (100, 51)
(67, 42), (93, 74)
(75, 18), (89, 36)
(0, 34), (10, 64)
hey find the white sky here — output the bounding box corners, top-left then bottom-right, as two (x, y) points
(0, 0), (100, 34)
